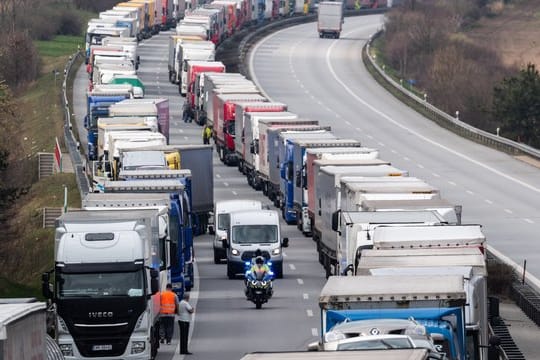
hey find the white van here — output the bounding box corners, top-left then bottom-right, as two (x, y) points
(225, 210), (289, 279)
(212, 200), (263, 263)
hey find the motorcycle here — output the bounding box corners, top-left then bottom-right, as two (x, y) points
(244, 255), (274, 309)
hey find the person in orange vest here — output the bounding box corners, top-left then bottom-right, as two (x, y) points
(160, 284), (179, 345)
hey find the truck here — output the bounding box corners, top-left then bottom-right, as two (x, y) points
(234, 102), (288, 173)
(214, 94), (268, 165)
(108, 98), (170, 143)
(185, 61), (226, 118)
(177, 41), (216, 91)
(263, 124), (331, 205)
(241, 112), (303, 191)
(110, 74), (145, 98)
(241, 349), (438, 360)
(277, 131), (339, 224)
(212, 199), (263, 263)
(85, 85), (134, 160)
(318, 275), (467, 360)
(317, 1), (343, 38)
(359, 198), (462, 224)
(96, 117), (157, 159)
(287, 139), (365, 234)
(83, 190), (193, 297)
(42, 210), (162, 359)
(331, 210), (448, 275)
(116, 145), (215, 236)
(224, 210), (289, 279)
(167, 35), (208, 84)
(0, 299), (48, 359)
(357, 246), (492, 360)
(314, 164), (410, 275)
(305, 148), (379, 234)
(199, 74), (257, 125)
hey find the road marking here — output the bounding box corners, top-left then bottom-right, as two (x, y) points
(289, 264), (296, 270)
(303, 293), (309, 300)
(183, 136), (188, 140)
(178, 129), (184, 133)
(448, 181), (456, 186)
(432, 173), (440, 178)
(311, 328), (318, 337)
(391, 149), (397, 154)
(223, 182), (229, 186)
(466, 190), (474, 195)
(232, 191), (237, 195)
(378, 142), (385, 147)
(485, 199), (493, 204)
(344, 120), (351, 125)
(297, 278), (304, 285)
(325, 35), (540, 195)
(366, 135), (373, 139)
(306, 309), (314, 317)
(216, 174), (221, 178)
(417, 164), (424, 169)
(524, 218), (534, 224)
(355, 127), (362, 132)
(504, 209), (513, 214)
(403, 157), (410, 161)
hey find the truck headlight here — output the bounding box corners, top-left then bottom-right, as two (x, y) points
(131, 341), (146, 354)
(135, 311), (148, 330)
(272, 248), (281, 255)
(231, 248), (240, 256)
(57, 316), (69, 334)
(59, 344), (74, 356)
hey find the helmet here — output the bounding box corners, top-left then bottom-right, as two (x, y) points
(255, 256), (265, 265)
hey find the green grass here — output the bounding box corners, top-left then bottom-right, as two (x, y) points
(35, 35), (84, 58)
(0, 277), (42, 298)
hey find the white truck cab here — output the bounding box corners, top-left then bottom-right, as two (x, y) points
(224, 210), (288, 279)
(211, 199), (263, 263)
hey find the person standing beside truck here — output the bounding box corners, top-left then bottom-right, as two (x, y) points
(203, 124), (212, 144)
(178, 293), (195, 355)
(160, 283), (179, 345)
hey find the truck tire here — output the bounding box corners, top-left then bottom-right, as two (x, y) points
(213, 250), (221, 264)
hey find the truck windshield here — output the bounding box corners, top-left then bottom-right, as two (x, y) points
(58, 269), (144, 298)
(232, 225), (278, 244)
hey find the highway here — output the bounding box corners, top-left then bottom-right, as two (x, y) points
(72, 14), (540, 360)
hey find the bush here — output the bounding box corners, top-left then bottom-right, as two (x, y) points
(58, 9), (83, 36)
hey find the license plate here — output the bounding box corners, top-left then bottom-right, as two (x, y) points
(92, 344), (113, 351)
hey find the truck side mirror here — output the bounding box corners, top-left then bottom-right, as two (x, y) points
(150, 269), (159, 295)
(254, 139), (259, 154)
(295, 170), (301, 187)
(41, 272), (53, 299)
(331, 211), (340, 231)
(282, 237), (289, 248)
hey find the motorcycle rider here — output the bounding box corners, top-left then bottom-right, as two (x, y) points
(248, 256), (272, 281)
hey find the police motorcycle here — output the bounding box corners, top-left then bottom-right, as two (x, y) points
(244, 252), (274, 309)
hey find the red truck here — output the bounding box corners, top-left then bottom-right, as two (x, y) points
(213, 93), (267, 165)
(185, 60), (225, 121)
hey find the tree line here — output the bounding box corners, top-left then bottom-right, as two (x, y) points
(382, 0), (540, 148)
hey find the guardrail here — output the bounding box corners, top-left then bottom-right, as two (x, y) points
(61, 51), (91, 198)
(364, 31), (540, 161)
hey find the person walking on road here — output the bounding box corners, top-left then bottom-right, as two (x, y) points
(178, 292), (194, 355)
(203, 124), (212, 144)
(159, 284), (179, 345)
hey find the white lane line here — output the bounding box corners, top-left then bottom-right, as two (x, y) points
(216, 174), (221, 178)
(403, 157), (410, 161)
(297, 278), (304, 285)
(289, 264), (296, 270)
(390, 149), (397, 154)
(485, 199), (493, 204)
(311, 328), (318, 337)
(504, 209), (513, 214)
(356, 127), (362, 132)
(306, 309), (314, 317)
(178, 129), (184, 133)
(366, 135), (373, 139)
(183, 136), (188, 140)
(417, 164), (424, 169)
(303, 293), (309, 300)
(448, 181), (457, 186)
(524, 218), (534, 224)
(232, 191), (237, 195)
(325, 34), (540, 195)
(466, 190), (474, 195)
(378, 142), (385, 146)
(344, 120), (351, 125)
(432, 173), (440, 178)
(223, 182), (229, 187)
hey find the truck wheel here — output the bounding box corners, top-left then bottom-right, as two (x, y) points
(255, 301), (262, 309)
(262, 183), (268, 196)
(275, 263), (283, 279)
